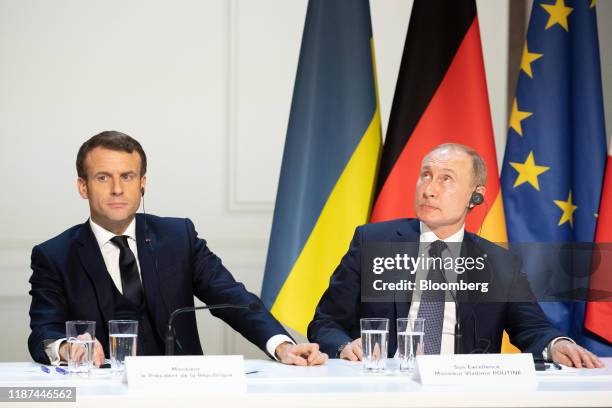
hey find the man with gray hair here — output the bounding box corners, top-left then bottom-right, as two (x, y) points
(308, 143), (603, 368)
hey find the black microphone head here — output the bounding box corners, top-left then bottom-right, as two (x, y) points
(248, 302), (261, 312)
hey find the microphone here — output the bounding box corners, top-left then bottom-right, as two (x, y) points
(438, 268), (463, 354)
(165, 303), (261, 355)
(137, 191), (263, 355)
(439, 242), (493, 354)
(465, 237), (494, 354)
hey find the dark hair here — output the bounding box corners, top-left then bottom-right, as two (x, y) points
(76, 131), (147, 180)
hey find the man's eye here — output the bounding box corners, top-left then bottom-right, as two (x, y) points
(97, 175), (108, 182)
(122, 174), (134, 181)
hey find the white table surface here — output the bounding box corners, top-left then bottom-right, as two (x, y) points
(1, 357), (611, 407)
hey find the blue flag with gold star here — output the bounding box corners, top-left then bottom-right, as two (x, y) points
(501, 0), (611, 355)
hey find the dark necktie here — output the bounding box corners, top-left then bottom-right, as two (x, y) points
(110, 235), (144, 306)
(417, 239), (448, 354)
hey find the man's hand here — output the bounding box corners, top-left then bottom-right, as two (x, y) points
(274, 342), (328, 366)
(551, 340), (604, 368)
(59, 335), (105, 367)
(339, 338), (363, 361)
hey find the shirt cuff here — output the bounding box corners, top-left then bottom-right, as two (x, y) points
(542, 336), (574, 361)
(265, 335), (295, 360)
(45, 338), (66, 366)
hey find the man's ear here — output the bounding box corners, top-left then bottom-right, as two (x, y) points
(77, 177), (88, 199)
(467, 185), (487, 210)
(140, 175), (147, 195)
(476, 185), (486, 198)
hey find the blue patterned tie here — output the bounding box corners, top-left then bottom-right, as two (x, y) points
(417, 240), (447, 354)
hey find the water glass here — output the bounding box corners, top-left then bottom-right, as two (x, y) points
(109, 320), (138, 372)
(360, 318), (389, 372)
(397, 317), (425, 372)
(66, 320), (96, 374)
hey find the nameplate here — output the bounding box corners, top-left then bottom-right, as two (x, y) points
(415, 353), (536, 386)
(125, 355), (246, 393)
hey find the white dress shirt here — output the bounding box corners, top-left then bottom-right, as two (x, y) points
(405, 222), (464, 354)
(89, 218), (141, 293)
(46, 218), (293, 364)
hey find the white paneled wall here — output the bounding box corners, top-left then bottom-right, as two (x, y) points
(0, 0), (610, 362)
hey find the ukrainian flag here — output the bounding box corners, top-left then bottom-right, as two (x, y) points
(262, 0), (382, 335)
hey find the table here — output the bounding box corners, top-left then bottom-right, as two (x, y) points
(1, 358), (611, 407)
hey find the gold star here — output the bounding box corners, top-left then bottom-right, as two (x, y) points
(541, 0), (573, 31)
(510, 151), (550, 191)
(554, 190), (578, 227)
(521, 42), (543, 78)
(509, 98), (533, 136)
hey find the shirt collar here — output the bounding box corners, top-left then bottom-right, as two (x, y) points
(419, 221), (464, 257)
(89, 217), (137, 248)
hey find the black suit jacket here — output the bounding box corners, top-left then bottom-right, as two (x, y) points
(28, 214), (289, 364)
(308, 218), (564, 357)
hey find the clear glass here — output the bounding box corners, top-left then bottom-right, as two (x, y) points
(65, 320), (96, 374)
(396, 317), (425, 372)
(360, 318), (389, 372)
(108, 320), (138, 372)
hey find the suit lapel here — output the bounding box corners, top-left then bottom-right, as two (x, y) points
(393, 219), (422, 320)
(460, 234), (493, 305)
(76, 221), (115, 324)
(135, 215), (171, 336)
(457, 233), (494, 352)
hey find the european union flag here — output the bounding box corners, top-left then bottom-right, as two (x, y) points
(501, 0), (611, 355)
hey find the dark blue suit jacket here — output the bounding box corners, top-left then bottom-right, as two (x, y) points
(308, 218), (564, 357)
(28, 214), (289, 364)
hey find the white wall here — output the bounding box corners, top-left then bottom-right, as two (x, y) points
(0, 0), (610, 362)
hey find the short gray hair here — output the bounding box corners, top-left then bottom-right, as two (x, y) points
(426, 143), (487, 186)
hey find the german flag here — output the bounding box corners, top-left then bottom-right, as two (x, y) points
(370, 0), (515, 352)
(371, 0), (506, 243)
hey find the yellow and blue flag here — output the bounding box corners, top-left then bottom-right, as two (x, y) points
(501, 0), (611, 355)
(261, 0), (382, 335)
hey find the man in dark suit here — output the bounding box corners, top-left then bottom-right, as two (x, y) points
(28, 131), (327, 367)
(308, 143), (602, 368)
